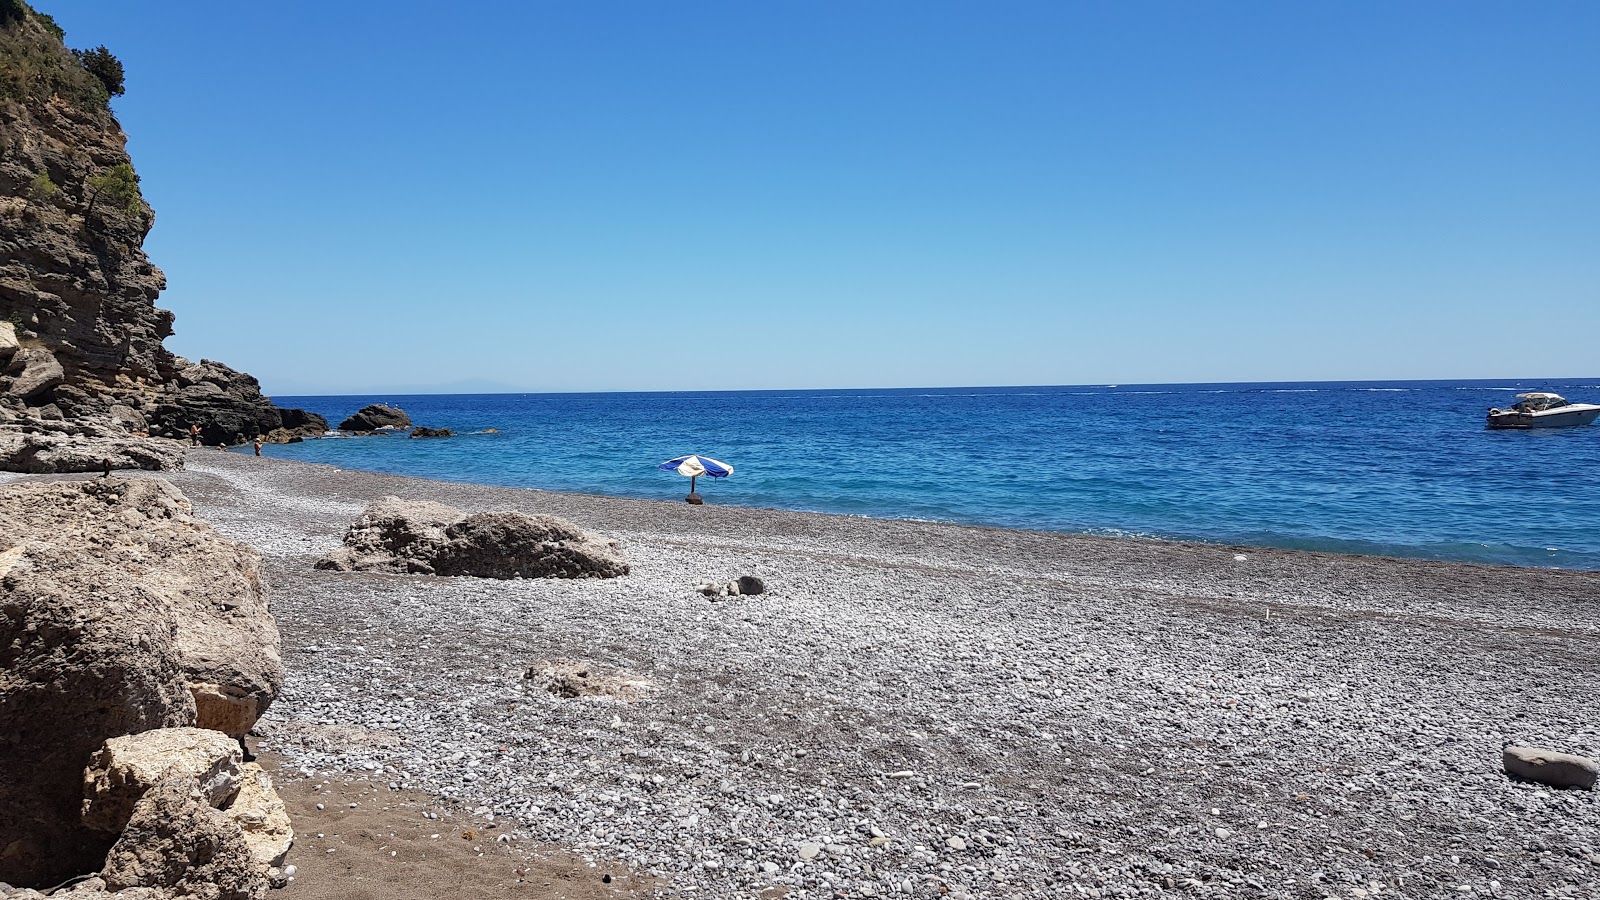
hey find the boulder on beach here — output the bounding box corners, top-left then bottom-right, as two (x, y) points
(697, 575), (767, 598)
(0, 478), (282, 886)
(316, 496), (629, 579)
(338, 403), (411, 431)
(1503, 746), (1598, 790)
(82, 727), (245, 834)
(100, 776), (265, 900)
(409, 426), (453, 438)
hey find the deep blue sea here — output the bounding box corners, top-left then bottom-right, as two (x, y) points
(262, 379), (1600, 570)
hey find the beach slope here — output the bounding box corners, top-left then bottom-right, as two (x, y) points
(166, 452), (1599, 899)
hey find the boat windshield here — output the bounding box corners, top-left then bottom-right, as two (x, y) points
(1513, 393), (1569, 412)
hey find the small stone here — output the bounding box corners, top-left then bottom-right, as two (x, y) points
(946, 836), (966, 850)
(887, 770), (916, 780)
(761, 861), (780, 874)
(315, 803), (324, 810)
(798, 842), (822, 860)
(737, 575), (766, 595)
(1215, 827), (1232, 839)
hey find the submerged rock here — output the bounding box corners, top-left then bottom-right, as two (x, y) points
(317, 497), (628, 579)
(338, 404), (411, 432)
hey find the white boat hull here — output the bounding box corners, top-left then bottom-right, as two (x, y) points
(1486, 403), (1600, 429)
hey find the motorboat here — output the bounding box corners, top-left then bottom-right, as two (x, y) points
(1485, 392), (1600, 429)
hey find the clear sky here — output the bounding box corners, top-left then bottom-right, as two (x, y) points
(45, 1), (1600, 394)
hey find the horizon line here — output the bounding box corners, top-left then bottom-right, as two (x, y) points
(267, 375), (1600, 400)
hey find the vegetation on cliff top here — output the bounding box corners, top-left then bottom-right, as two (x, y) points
(0, 0), (123, 111)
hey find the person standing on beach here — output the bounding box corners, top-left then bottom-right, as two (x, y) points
(188, 422), (201, 446)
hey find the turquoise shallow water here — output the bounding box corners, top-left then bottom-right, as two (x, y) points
(262, 379), (1600, 569)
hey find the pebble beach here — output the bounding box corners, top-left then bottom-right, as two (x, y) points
(167, 451), (1600, 900)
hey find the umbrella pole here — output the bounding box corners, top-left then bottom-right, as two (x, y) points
(690, 474), (697, 494)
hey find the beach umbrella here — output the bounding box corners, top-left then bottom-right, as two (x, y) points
(659, 454), (733, 502)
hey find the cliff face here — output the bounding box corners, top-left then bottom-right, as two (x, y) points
(0, 3), (323, 450)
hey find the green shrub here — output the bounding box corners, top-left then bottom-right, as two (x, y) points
(73, 45), (122, 96)
(85, 162), (141, 216)
(0, 2), (114, 112)
(35, 11), (62, 42)
(28, 170), (57, 199)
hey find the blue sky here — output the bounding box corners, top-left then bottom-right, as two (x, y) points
(47, 1), (1600, 394)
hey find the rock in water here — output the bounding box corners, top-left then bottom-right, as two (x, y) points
(101, 777), (265, 900)
(82, 728), (245, 834)
(0, 478), (282, 886)
(338, 404), (412, 431)
(409, 426), (454, 438)
(317, 497), (628, 579)
(1503, 746), (1599, 790)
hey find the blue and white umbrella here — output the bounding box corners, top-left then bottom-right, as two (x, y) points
(659, 454), (733, 496)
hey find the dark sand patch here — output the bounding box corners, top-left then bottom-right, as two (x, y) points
(261, 752), (655, 900)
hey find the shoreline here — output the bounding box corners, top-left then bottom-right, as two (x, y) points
(151, 449), (1599, 898)
(230, 445), (1600, 578)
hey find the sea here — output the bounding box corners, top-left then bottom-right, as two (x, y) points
(263, 379), (1600, 570)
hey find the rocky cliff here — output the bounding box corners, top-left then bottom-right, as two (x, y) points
(0, 2), (323, 461)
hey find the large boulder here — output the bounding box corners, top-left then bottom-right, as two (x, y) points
(0, 479), (281, 886)
(0, 429), (186, 473)
(1504, 746), (1598, 790)
(100, 777), (265, 900)
(275, 407), (327, 436)
(0, 542), (196, 884)
(0, 321), (19, 365)
(81, 728), (244, 834)
(317, 497), (629, 579)
(338, 403), (411, 431)
(1, 347), (64, 401)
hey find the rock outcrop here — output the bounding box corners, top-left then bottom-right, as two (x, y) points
(317, 496), (629, 579)
(0, 5), (321, 459)
(0, 423), (186, 472)
(0, 477), (282, 886)
(409, 425), (452, 438)
(337, 403), (410, 432)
